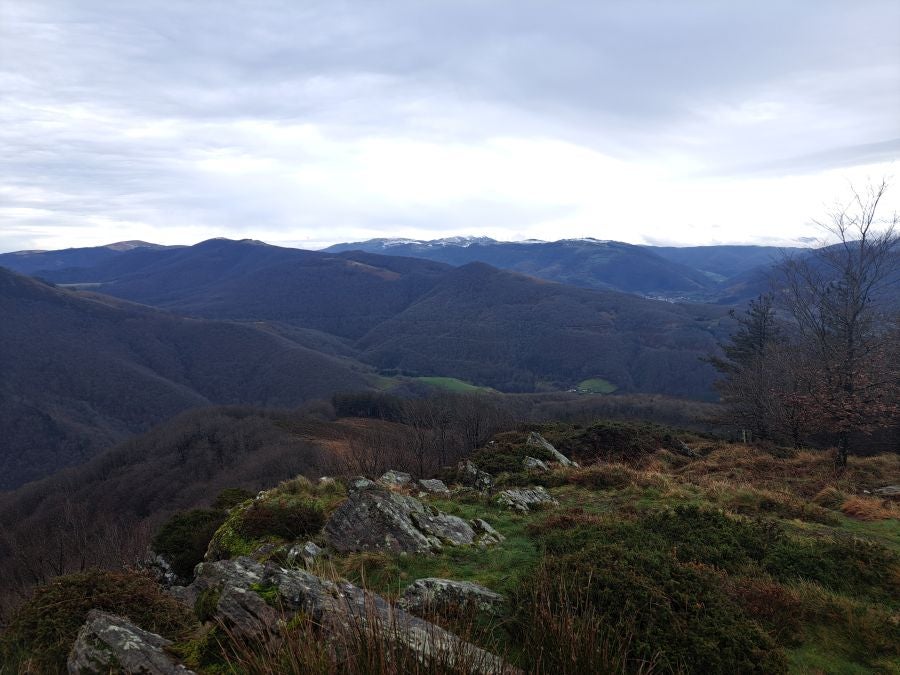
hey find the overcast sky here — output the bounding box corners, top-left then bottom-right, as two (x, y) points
(2, 1), (899, 252)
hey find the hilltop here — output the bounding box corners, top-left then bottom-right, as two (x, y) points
(1, 417), (897, 673)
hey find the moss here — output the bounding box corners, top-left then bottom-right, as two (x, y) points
(249, 582), (280, 607)
(0, 569), (196, 673)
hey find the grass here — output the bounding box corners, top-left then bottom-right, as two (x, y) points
(5, 435), (899, 674)
(413, 377), (493, 393)
(576, 377), (618, 394)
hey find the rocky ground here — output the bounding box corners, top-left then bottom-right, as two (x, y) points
(2, 427), (899, 674)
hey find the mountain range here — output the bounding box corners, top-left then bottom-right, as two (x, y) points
(326, 236), (800, 301)
(0, 238), (736, 486)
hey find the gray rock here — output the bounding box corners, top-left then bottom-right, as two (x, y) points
(874, 485), (900, 497)
(144, 549), (180, 586)
(67, 610), (194, 674)
(348, 476), (378, 493)
(526, 432), (577, 467)
(419, 478), (450, 494)
(324, 488), (490, 554)
(496, 486), (558, 513)
(471, 518), (505, 546)
(457, 460), (494, 492)
(189, 557), (518, 674)
(399, 578), (506, 617)
(522, 456), (550, 472)
(287, 540), (323, 568)
(380, 470), (413, 486)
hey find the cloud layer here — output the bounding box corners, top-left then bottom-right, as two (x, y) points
(2, 0), (898, 251)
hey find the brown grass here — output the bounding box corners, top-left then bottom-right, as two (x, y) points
(840, 495), (900, 521)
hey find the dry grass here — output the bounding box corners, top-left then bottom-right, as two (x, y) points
(840, 495), (900, 521)
(674, 445), (900, 499)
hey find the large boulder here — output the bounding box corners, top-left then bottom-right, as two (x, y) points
(380, 470), (413, 487)
(522, 456), (550, 472)
(496, 486), (558, 513)
(419, 478), (450, 494)
(399, 578), (506, 617)
(323, 488), (491, 554)
(457, 459), (494, 492)
(67, 610), (194, 674)
(526, 432), (578, 467)
(874, 485), (900, 498)
(188, 557), (518, 674)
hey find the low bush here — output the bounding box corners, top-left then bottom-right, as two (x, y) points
(0, 569), (195, 673)
(213, 487), (255, 511)
(152, 508), (226, 580)
(239, 497), (325, 541)
(763, 535), (900, 606)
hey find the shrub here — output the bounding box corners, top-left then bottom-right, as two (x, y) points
(0, 569), (195, 673)
(470, 431), (554, 475)
(213, 487), (255, 511)
(516, 549), (786, 674)
(152, 509), (226, 580)
(763, 535), (900, 606)
(239, 496), (325, 541)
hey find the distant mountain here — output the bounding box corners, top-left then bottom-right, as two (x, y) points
(327, 237), (719, 297)
(23, 239), (729, 399)
(0, 240), (174, 275)
(0, 267), (372, 489)
(357, 262), (728, 396)
(649, 245), (801, 279)
(37, 239), (451, 339)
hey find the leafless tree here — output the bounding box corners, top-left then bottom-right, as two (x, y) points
(776, 179), (900, 465)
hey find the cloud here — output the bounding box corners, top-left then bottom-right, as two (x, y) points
(1, 0), (898, 251)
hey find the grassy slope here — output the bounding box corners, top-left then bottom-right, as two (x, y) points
(334, 443), (900, 674)
(4, 428), (898, 674)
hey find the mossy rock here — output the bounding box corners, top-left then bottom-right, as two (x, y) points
(0, 569), (195, 673)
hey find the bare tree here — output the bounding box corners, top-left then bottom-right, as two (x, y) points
(776, 179), (900, 465)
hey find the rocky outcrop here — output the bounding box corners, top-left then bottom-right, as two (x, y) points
(471, 518), (505, 546)
(496, 486), (558, 513)
(348, 476), (378, 493)
(188, 557), (517, 674)
(522, 456), (550, 472)
(380, 470), (413, 487)
(287, 540), (323, 568)
(67, 610), (194, 674)
(399, 578), (506, 617)
(419, 478), (450, 494)
(457, 459), (494, 492)
(526, 432), (577, 467)
(323, 487), (499, 554)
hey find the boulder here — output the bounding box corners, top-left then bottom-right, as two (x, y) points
(399, 578), (506, 617)
(419, 478), (450, 494)
(496, 486), (558, 513)
(67, 610), (194, 674)
(324, 488), (484, 554)
(348, 476), (378, 493)
(526, 432), (577, 467)
(874, 485), (900, 498)
(287, 540), (323, 568)
(471, 518), (505, 546)
(380, 469), (413, 487)
(189, 557), (518, 674)
(457, 460), (494, 492)
(522, 456), (550, 472)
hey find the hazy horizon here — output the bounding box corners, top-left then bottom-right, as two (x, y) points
(2, 1), (898, 252)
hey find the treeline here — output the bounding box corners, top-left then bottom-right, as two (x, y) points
(712, 181), (900, 463)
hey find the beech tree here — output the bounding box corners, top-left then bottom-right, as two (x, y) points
(776, 180), (900, 465)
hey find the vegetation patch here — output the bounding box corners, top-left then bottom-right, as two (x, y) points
(414, 376), (492, 393)
(153, 508), (227, 580)
(576, 377), (618, 394)
(0, 569), (195, 673)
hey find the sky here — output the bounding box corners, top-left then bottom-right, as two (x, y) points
(1, 1), (899, 253)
